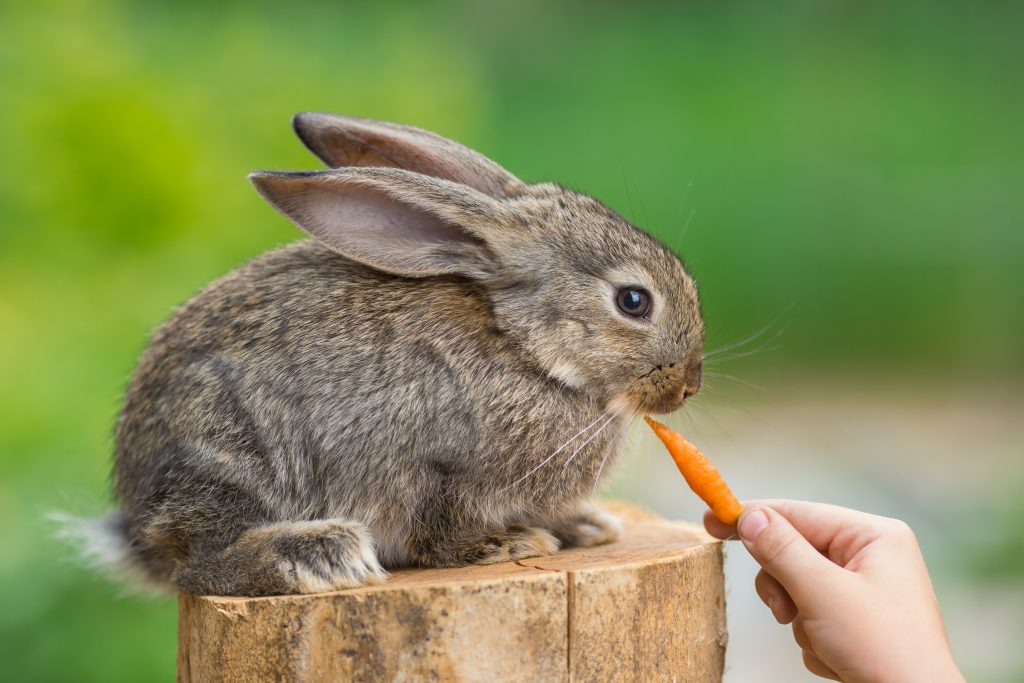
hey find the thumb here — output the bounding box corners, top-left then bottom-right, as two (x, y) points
(738, 506), (840, 606)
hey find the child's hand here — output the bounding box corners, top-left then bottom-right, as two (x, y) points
(704, 500), (965, 683)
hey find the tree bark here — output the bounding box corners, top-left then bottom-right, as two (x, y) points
(177, 503), (727, 682)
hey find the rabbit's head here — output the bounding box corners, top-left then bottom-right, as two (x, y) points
(251, 114), (703, 415)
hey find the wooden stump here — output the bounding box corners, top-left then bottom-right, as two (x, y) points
(177, 504), (727, 682)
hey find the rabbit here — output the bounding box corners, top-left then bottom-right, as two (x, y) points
(89, 113), (705, 597)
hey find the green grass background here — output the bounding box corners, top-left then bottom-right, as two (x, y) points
(1, 1), (1021, 680)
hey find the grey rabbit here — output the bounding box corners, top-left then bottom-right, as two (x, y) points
(87, 113), (705, 596)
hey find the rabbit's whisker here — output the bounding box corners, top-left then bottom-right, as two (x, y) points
(672, 207), (696, 252)
(668, 181), (693, 253)
(703, 303), (793, 359)
(590, 417), (633, 498)
(704, 330), (773, 359)
(504, 408), (613, 490)
(705, 344), (781, 365)
(702, 370), (766, 393)
(560, 407), (624, 471)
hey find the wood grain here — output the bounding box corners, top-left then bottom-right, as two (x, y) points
(177, 504), (726, 683)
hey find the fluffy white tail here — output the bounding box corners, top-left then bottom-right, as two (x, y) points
(51, 510), (170, 593)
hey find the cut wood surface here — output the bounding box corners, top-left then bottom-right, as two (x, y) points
(177, 503), (727, 683)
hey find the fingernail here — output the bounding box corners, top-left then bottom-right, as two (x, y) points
(738, 509), (769, 541)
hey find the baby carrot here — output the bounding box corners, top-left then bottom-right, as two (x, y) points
(644, 417), (744, 526)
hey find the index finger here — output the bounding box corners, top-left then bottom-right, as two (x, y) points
(704, 499), (891, 552)
(703, 508), (737, 540)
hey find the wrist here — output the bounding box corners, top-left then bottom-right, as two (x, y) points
(872, 653), (964, 683)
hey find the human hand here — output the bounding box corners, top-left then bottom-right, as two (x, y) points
(704, 500), (965, 683)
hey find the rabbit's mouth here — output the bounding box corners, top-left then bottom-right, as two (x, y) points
(625, 362), (702, 415)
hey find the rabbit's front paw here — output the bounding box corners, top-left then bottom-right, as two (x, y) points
(275, 520), (387, 594)
(462, 525), (560, 565)
(547, 506), (622, 549)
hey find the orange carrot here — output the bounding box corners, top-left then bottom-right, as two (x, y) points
(644, 417), (744, 525)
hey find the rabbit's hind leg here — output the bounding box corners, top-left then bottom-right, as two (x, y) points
(175, 519), (387, 596)
(540, 503), (622, 549)
(459, 525), (561, 565)
(409, 524), (561, 568)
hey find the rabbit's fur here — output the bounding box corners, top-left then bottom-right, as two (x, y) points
(103, 114), (704, 596)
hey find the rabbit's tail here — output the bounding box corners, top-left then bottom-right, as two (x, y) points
(52, 510), (170, 593)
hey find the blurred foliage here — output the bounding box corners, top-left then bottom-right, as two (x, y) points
(0, 0), (1021, 680)
(964, 475), (1024, 582)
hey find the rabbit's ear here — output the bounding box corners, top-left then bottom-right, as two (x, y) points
(292, 113), (525, 199)
(250, 168), (511, 279)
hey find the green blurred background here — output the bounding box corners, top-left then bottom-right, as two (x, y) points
(1, 1), (1021, 681)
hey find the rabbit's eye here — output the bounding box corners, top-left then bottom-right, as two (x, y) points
(615, 286), (652, 319)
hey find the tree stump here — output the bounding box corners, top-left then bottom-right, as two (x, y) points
(177, 503), (727, 682)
